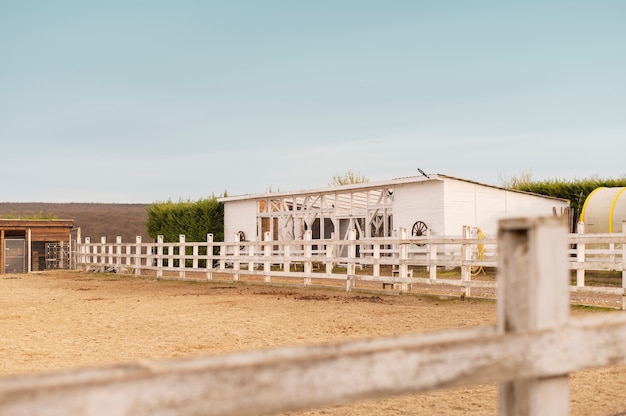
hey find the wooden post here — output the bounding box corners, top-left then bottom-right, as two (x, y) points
(206, 234), (214, 281)
(178, 235), (185, 279)
(248, 238), (256, 273)
(284, 243), (291, 274)
(156, 235), (164, 279)
(263, 232), (271, 283)
(134, 236), (142, 277)
(345, 229), (357, 291)
(398, 227), (409, 292)
(461, 226), (471, 296)
(192, 243), (199, 270)
(99, 237), (106, 272)
(233, 233), (241, 282)
(373, 243), (380, 278)
(115, 236), (122, 271)
(84, 237), (91, 271)
(428, 229), (437, 281)
(303, 230), (313, 286)
(325, 233), (335, 275)
(27, 229), (31, 273)
(497, 217), (570, 416)
(0, 229), (4, 274)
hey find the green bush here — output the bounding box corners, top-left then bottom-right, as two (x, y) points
(146, 196), (224, 243)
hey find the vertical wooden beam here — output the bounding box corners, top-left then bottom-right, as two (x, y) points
(134, 236), (142, 277)
(116, 236), (122, 271)
(156, 235), (164, 279)
(263, 231), (271, 283)
(1, 229), (5, 274)
(27, 228), (32, 273)
(497, 217), (570, 416)
(304, 230), (312, 287)
(206, 233), (214, 281)
(461, 225), (472, 296)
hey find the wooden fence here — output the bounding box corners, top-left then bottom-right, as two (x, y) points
(75, 223), (626, 308)
(3, 217), (626, 415)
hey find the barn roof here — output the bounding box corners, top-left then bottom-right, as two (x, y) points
(217, 174), (570, 204)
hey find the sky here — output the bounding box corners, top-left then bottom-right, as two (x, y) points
(1, 1), (625, 203)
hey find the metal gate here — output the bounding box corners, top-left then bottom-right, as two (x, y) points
(4, 238), (25, 273)
(45, 242), (70, 270)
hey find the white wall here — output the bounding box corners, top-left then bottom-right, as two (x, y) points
(393, 181), (445, 236)
(442, 180), (570, 236)
(223, 199), (258, 243)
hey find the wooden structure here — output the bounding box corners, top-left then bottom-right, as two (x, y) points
(76, 222), (626, 308)
(218, 174), (570, 244)
(0, 219), (75, 274)
(4, 217), (626, 415)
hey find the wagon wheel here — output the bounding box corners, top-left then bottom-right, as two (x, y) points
(411, 221), (428, 246)
(236, 231), (246, 250)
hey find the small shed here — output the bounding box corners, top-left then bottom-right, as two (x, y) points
(0, 219), (75, 274)
(217, 174), (571, 243)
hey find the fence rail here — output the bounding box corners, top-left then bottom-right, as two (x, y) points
(76, 224), (626, 308)
(4, 217), (626, 415)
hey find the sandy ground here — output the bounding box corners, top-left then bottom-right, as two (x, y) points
(1, 271), (626, 415)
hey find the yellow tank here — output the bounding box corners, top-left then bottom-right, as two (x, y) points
(580, 187), (626, 233)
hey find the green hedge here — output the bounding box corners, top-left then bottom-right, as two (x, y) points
(510, 175), (626, 220)
(146, 197), (224, 243)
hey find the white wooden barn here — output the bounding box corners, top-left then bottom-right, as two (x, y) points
(217, 174), (570, 243)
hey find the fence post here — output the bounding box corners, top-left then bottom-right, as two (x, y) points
(206, 234), (214, 281)
(497, 217), (570, 416)
(461, 226), (471, 296)
(134, 236), (142, 277)
(192, 242), (199, 270)
(303, 230), (313, 286)
(325, 233), (335, 275)
(178, 235), (186, 279)
(373, 242), (380, 278)
(346, 229), (357, 291)
(83, 237), (91, 271)
(155, 235), (164, 279)
(98, 237), (106, 272)
(576, 222), (585, 287)
(115, 236), (122, 271)
(428, 229), (437, 281)
(233, 233), (241, 281)
(284, 243), (291, 274)
(263, 231), (271, 283)
(398, 227), (409, 292)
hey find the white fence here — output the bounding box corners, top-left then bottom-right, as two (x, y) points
(76, 223), (626, 308)
(3, 217), (626, 415)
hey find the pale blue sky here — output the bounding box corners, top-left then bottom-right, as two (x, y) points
(1, 1), (624, 202)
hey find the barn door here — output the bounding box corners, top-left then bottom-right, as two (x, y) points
(4, 238), (26, 273)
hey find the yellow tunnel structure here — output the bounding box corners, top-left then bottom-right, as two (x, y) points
(580, 187), (626, 233)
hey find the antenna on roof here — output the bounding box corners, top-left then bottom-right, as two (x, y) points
(418, 168), (429, 178)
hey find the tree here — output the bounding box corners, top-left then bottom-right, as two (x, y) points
(328, 170), (369, 186)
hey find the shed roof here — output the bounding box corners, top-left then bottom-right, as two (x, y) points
(217, 174), (570, 204)
(0, 219), (75, 229)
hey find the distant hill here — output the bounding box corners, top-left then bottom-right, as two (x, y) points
(0, 203), (150, 243)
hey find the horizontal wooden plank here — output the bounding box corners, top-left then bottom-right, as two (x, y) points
(2, 313), (626, 416)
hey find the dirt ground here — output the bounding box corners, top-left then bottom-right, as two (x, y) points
(1, 271), (626, 415)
